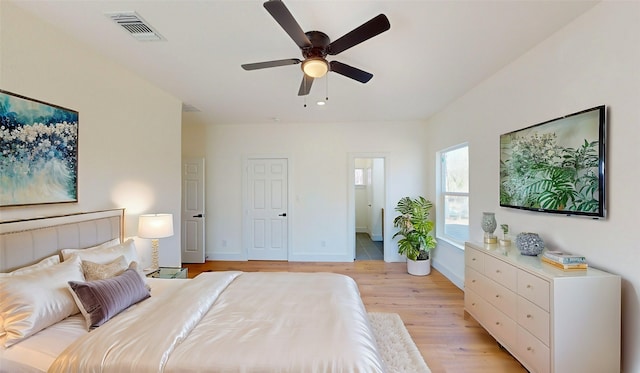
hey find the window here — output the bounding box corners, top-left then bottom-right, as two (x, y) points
(438, 144), (469, 245)
(354, 168), (365, 186)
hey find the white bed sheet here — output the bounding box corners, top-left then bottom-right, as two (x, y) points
(0, 278), (184, 373)
(48, 272), (384, 373)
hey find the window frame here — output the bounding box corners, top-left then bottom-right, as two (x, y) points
(436, 143), (469, 249)
(354, 168), (365, 187)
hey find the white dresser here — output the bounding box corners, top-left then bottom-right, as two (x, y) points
(464, 242), (620, 373)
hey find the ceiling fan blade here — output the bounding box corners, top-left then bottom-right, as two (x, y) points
(241, 58), (301, 70)
(264, 0), (312, 49)
(329, 61), (373, 83)
(328, 14), (390, 55)
(298, 74), (314, 96)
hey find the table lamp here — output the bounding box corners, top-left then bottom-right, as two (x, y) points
(138, 213), (174, 270)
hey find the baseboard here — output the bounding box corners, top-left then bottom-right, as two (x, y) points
(206, 252), (247, 261)
(356, 227), (367, 233)
(432, 260), (464, 290)
(207, 252), (355, 262)
(288, 253), (355, 262)
(369, 234), (383, 241)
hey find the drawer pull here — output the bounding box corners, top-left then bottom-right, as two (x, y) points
(472, 302), (476, 306)
(526, 314), (532, 319)
(496, 269), (501, 273)
(526, 284), (532, 289)
(472, 279), (476, 283)
(527, 347), (533, 351)
(495, 322), (501, 326)
(472, 258), (476, 261)
(495, 294), (500, 298)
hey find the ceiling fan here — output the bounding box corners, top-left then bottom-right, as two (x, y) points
(241, 0), (391, 96)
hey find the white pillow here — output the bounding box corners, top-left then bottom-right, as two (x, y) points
(0, 255), (84, 347)
(60, 237), (121, 262)
(61, 238), (137, 264)
(0, 255), (60, 277)
(62, 239), (148, 288)
(0, 255), (62, 339)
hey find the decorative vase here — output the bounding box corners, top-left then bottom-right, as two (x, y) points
(481, 212), (497, 243)
(407, 258), (431, 276)
(499, 237), (512, 247)
(515, 233), (545, 256)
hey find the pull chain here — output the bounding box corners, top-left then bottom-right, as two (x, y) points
(325, 73), (329, 102)
(303, 75), (308, 107)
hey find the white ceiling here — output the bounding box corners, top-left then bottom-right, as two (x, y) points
(10, 0), (599, 125)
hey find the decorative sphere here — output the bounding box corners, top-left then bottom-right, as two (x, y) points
(515, 233), (545, 256)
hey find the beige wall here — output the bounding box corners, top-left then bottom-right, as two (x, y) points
(424, 3), (640, 371)
(1, 2), (183, 267)
(181, 120), (427, 262)
(181, 112), (207, 159)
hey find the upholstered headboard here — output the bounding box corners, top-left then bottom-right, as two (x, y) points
(0, 209), (124, 272)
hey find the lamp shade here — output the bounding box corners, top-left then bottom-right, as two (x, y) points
(138, 214), (174, 239)
(302, 58), (328, 78)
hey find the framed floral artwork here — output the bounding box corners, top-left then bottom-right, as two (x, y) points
(0, 90), (79, 207)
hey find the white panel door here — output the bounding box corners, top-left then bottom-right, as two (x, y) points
(181, 158), (205, 263)
(247, 159), (288, 260)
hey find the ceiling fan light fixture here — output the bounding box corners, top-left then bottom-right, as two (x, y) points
(302, 58), (329, 78)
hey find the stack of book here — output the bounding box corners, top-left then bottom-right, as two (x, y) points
(541, 250), (588, 270)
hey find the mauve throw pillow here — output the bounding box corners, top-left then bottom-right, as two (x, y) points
(68, 268), (150, 329)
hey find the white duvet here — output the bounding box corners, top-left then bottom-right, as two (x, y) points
(47, 271), (385, 373)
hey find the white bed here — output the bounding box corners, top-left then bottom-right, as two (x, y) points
(0, 210), (384, 373)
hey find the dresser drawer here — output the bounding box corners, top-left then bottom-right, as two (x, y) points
(484, 255), (517, 291)
(517, 326), (550, 373)
(517, 296), (550, 346)
(518, 270), (550, 311)
(485, 278), (517, 319)
(465, 267), (486, 293)
(483, 301), (517, 348)
(465, 247), (484, 272)
(464, 288), (485, 322)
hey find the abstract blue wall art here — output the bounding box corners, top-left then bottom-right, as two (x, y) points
(0, 90), (79, 207)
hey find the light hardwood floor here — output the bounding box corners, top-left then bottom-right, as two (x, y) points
(184, 260), (527, 373)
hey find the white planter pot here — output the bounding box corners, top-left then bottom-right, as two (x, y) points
(407, 258), (431, 276)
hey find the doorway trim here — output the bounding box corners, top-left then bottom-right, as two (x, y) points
(347, 152), (390, 262)
(242, 153), (293, 261)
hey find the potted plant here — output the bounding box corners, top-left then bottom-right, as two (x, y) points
(393, 196), (437, 276)
(499, 224), (511, 247)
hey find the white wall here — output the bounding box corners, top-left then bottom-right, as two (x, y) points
(184, 121), (426, 262)
(1, 2), (183, 267)
(424, 3), (640, 372)
(354, 158), (370, 233)
(370, 158), (385, 241)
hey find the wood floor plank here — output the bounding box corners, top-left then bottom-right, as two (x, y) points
(183, 260), (527, 373)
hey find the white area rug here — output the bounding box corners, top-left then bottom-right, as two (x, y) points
(368, 312), (431, 373)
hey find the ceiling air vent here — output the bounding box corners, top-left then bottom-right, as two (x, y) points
(105, 11), (164, 41)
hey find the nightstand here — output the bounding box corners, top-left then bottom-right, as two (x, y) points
(145, 267), (188, 279)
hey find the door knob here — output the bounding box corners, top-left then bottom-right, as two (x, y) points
(193, 214), (203, 218)
(278, 213), (287, 217)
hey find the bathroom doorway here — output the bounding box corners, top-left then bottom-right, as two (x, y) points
(352, 157), (385, 260)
